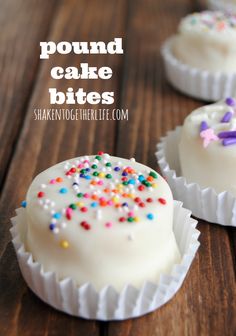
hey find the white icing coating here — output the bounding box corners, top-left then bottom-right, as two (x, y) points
(172, 11), (236, 72)
(179, 98), (236, 195)
(25, 154), (180, 291)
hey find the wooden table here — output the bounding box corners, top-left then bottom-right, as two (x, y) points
(0, 0), (235, 335)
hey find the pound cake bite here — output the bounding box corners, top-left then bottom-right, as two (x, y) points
(179, 98), (236, 196)
(172, 11), (236, 73)
(24, 153), (180, 291)
(162, 11), (236, 100)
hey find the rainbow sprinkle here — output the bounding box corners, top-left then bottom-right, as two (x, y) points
(25, 153), (168, 249)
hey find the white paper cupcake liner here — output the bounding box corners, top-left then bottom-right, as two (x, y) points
(156, 126), (236, 227)
(161, 38), (236, 102)
(207, 0), (236, 13)
(10, 205), (200, 321)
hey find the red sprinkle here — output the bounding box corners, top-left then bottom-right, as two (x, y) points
(80, 221), (91, 230)
(70, 167), (76, 173)
(98, 151), (104, 155)
(138, 185), (145, 191)
(146, 198), (153, 203)
(134, 197), (141, 203)
(66, 207), (72, 220)
(37, 191), (45, 198)
(139, 202), (145, 208)
(81, 207), (88, 212)
(158, 198), (167, 205)
(119, 217), (126, 222)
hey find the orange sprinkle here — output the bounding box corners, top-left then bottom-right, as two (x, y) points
(90, 180), (97, 185)
(147, 176), (154, 182)
(56, 177), (63, 183)
(104, 188), (110, 193)
(91, 194), (98, 200)
(100, 200), (107, 206)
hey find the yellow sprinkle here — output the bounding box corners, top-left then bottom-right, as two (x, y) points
(117, 184), (123, 189)
(99, 172), (105, 178)
(128, 193), (135, 198)
(152, 183), (157, 188)
(112, 197), (119, 203)
(76, 201), (84, 207)
(134, 217), (140, 222)
(60, 240), (69, 249)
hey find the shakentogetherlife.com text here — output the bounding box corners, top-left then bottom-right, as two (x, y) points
(33, 108), (129, 121)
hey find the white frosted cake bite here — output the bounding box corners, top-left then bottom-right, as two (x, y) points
(172, 11), (236, 73)
(24, 153), (180, 291)
(179, 97), (236, 196)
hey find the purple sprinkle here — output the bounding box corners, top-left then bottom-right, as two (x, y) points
(200, 121), (209, 132)
(218, 131), (236, 139)
(221, 111), (233, 123)
(225, 97), (235, 107)
(222, 138), (236, 146)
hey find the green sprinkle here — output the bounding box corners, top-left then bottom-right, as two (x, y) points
(123, 181), (128, 185)
(95, 155), (102, 161)
(127, 217), (134, 222)
(93, 171), (99, 176)
(106, 174), (112, 179)
(106, 162), (112, 167)
(142, 180), (152, 187)
(149, 171), (158, 179)
(80, 169), (86, 174)
(92, 164), (97, 169)
(69, 204), (77, 210)
(77, 193), (83, 198)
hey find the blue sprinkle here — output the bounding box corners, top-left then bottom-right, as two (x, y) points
(122, 202), (128, 207)
(49, 223), (56, 230)
(21, 200), (27, 208)
(128, 179), (135, 185)
(122, 172), (128, 176)
(91, 202), (98, 208)
(138, 175), (145, 182)
(86, 168), (90, 172)
(85, 175), (91, 180)
(147, 213), (154, 220)
(80, 173), (86, 178)
(53, 212), (61, 219)
(114, 167), (120, 172)
(73, 182), (79, 186)
(60, 188), (68, 194)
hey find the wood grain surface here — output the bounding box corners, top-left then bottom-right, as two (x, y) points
(0, 0), (235, 335)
